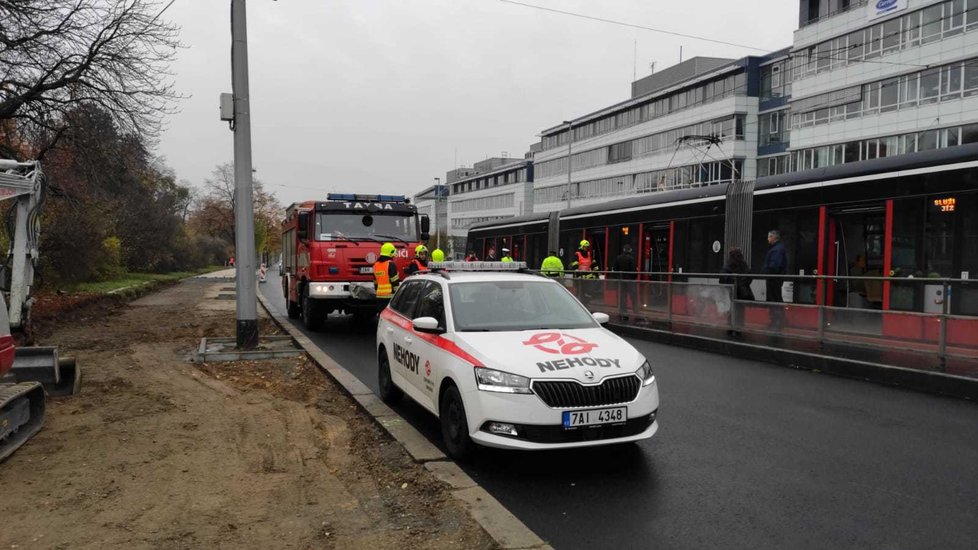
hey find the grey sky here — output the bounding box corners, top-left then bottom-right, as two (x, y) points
(158, 0), (796, 205)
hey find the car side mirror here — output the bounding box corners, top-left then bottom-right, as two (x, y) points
(297, 212), (309, 241)
(413, 316), (444, 334)
(592, 312), (610, 324)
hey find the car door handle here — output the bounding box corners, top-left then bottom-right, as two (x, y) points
(386, 327), (394, 334)
(404, 336), (413, 345)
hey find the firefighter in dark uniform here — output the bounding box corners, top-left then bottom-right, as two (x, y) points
(406, 244), (429, 275)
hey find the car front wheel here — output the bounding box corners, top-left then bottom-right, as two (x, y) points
(440, 384), (475, 460)
(378, 351), (402, 404)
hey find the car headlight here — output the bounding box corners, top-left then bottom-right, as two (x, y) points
(636, 360), (655, 386)
(474, 367), (532, 394)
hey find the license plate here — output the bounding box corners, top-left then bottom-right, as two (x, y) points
(359, 266), (374, 274)
(562, 407), (627, 429)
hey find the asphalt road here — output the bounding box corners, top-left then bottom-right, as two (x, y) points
(261, 274), (978, 550)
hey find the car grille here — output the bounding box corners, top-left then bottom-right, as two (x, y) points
(532, 375), (641, 408)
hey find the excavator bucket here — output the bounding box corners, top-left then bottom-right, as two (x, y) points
(11, 347), (81, 397)
(0, 381), (45, 461)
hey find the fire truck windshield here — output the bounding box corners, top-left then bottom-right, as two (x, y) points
(315, 212), (417, 242)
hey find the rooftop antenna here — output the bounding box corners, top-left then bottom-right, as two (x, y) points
(649, 61), (656, 75)
(679, 45), (684, 63)
(633, 39), (638, 81)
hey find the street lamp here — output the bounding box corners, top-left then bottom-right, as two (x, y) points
(434, 177), (442, 250)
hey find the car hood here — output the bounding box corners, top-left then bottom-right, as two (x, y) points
(454, 327), (643, 382)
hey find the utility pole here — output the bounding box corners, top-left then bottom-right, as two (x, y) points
(434, 177), (442, 250)
(565, 120), (573, 209)
(231, 0), (258, 349)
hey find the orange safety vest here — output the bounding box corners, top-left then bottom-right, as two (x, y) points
(411, 259), (428, 272)
(575, 250), (592, 271)
(374, 260), (396, 297)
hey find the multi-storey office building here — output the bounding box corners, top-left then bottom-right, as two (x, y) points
(530, 56), (773, 213)
(412, 183), (448, 249)
(444, 157), (533, 255)
(784, 0), (978, 284)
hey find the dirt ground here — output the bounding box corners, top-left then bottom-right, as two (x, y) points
(0, 279), (495, 549)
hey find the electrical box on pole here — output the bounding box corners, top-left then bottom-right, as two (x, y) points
(220, 93), (234, 122)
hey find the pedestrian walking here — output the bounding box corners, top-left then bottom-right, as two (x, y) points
(612, 244), (637, 321)
(721, 247), (753, 335)
(762, 230), (787, 328)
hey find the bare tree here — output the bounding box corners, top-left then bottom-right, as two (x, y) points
(0, 0), (183, 155)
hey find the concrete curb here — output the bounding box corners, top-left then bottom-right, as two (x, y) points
(256, 290), (551, 550)
(610, 323), (978, 401)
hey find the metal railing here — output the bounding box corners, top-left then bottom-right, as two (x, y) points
(531, 270), (978, 376)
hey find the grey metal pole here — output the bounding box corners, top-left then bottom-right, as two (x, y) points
(232, 0), (258, 349)
(434, 177), (441, 250)
(565, 121), (573, 209)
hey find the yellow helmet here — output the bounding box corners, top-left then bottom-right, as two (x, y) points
(415, 244), (428, 255)
(580, 239), (590, 249)
(380, 242), (396, 257)
(431, 249), (445, 262)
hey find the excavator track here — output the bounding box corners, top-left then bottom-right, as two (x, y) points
(0, 381), (45, 462)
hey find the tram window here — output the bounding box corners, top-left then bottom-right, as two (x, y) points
(844, 142), (860, 163)
(890, 199), (924, 277)
(925, 199), (955, 278)
(962, 195), (978, 278)
(962, 123), (978, 144)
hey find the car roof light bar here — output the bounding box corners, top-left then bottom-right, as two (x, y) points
(428, 261), (527, 271)
(326, 193), (408, 203)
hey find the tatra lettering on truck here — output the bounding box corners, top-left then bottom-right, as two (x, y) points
(281, 193), (430, 331)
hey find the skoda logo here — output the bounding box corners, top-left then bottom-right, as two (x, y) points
(876, 0), (897, 10)
(584, 370), (595, 380)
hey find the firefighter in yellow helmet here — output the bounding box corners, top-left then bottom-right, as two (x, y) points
(373, 242), (400, 298)
(571, 240), (593, 275)
(406, 244), (429, 275)
(431, 248), (445, 262)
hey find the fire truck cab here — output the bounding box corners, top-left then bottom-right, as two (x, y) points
(281, 193), (429, 329)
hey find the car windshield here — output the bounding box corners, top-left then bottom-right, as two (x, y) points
(315, 212), (416, 241)
(448, 280), (597, 332)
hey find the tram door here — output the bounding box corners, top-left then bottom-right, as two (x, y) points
(641, 223), (671, 309)
(826, 208), (885, 309)
(642, 224), (671, 275)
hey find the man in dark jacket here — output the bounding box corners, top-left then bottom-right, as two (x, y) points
(612, 244), (637, 321)
(762, 230), (787, 328)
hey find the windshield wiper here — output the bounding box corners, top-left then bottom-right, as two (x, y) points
(373, 234), (408, 244)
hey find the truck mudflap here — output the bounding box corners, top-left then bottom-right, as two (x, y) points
(0, 381), (45, 461)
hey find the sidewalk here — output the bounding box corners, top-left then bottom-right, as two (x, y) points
(0, 278), (494, 549)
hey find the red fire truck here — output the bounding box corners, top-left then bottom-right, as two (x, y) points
(281, 193), (429, 329)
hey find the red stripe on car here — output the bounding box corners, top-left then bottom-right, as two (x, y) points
(380, 308), (482, 367)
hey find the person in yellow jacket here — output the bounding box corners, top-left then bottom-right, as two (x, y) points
(431, 248), (445, 262)
(373, 242), (400, 298)
(500, 247), (514, 262)
(540, 251), (564, 277)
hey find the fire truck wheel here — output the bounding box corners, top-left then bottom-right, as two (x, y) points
(287, 298), (300, 319)
(301, 286), (324, 331)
